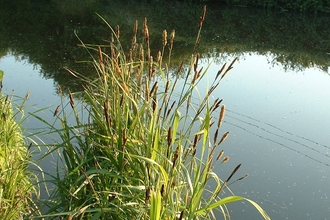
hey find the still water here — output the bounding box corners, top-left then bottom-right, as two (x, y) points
(1, 1), (329, 219)
(197, 54), (330, 219)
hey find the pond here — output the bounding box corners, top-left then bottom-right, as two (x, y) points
(1, 1), (330, 219)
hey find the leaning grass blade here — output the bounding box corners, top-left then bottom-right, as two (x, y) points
(150, 190), (162, 220)
(128, 154), (169, 184)
(196, 195), (271, 220)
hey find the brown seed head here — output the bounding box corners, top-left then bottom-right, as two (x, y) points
(199, 6), (207, 28)
(162, 29), (167, 46)
(57, 84), (62, 95)
(160, 184), (165, 196)
(25, 92), (30, 99)
(121, 82), (129, 93)
(167, 127), (172, 147)
(114, 59), (121, 76)
(172, 147), (179, 168)
(53, 105), (60, 117)
(218, 131), (229, 145)
(133, 20), (138, 35)
(177, 60), (184, 75)
(145, 186), (150, 204)
(237, 174), (249, 181)
(149, 56), (153, 77)
(222, 156), (230, 163)
(120, 95), (124, 107)
(225, 163), (242, 183)
(217, 104), (226, 127)
(150, 81), (158, 97)
(143, 18), (149, 43)
(213, 128), (219, 144)
(69, 93), (75, 109)
(139, 45), (144, 61)
(115, 25), (120, 39)
(169, 29), (175, 51)
(166, 101), (176, 119)
(216, 150), (224, 161)
(179, 210), (184, 220)
(152, 94), (157, 112)
(157, 51), (162, 63)
(221, 57), (238, 80)
(215, 63), (226, 81)
(122, 129), (127, 146)
(193, 134), (200, 149)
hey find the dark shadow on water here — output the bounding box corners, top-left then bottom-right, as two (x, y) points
(0, 0), (329, 94)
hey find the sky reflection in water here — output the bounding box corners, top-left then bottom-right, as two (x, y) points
(195, 53), (330, 219)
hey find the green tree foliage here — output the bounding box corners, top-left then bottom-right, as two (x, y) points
(140, 0), (330, 13)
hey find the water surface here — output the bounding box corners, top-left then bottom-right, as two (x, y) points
(0, 1), (329, 219)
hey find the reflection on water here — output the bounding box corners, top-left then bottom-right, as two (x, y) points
(1, 0), (330, 219)
(191, 54), (330, 219)
(225, 109), (330, 167)
(167, 52), (330, 219)
(1, 0), (329, 94)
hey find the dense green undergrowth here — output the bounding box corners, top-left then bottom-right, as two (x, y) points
(0, 93), (38, 219)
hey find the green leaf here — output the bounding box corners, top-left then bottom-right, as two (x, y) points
(196, 196), (271, 220)
(0, 70), (4, 80)
(150, 190), (162, 220)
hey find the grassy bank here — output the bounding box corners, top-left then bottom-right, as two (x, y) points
(28, 7), (271, 219)
(0, 92), (38, 219)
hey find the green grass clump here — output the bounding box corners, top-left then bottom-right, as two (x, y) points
(35, 7), (270, 219)
(0, 93), (38, 219)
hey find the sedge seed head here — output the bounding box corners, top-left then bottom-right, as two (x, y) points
(222, 156), (230, 163)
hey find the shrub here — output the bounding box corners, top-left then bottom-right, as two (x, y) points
(34, 6), (270, 219)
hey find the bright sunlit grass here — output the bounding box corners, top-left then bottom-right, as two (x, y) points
(0, 93), (39, 219)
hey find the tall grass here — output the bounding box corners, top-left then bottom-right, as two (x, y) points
(0, 92), (39, 219)
(33, 6), (270, 219)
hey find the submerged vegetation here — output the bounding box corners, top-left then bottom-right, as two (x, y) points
(1, 5), (271, 219)
(0, 92), (38, 219)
